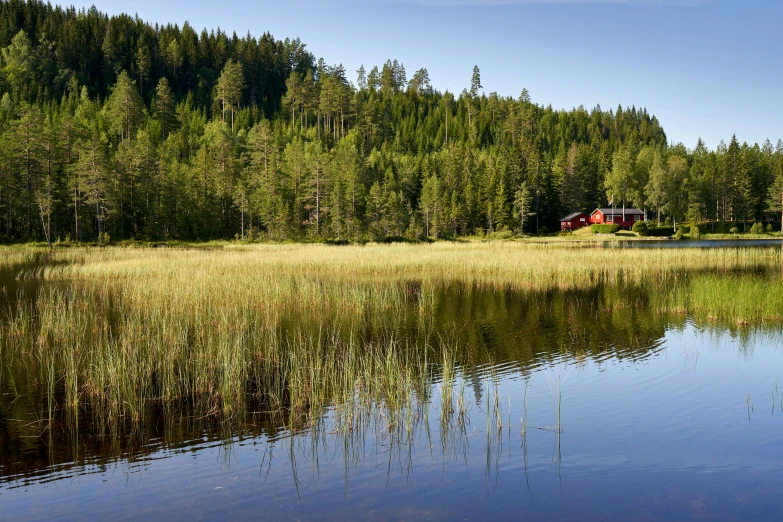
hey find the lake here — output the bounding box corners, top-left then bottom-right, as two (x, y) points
(614, 238), (783, 249)
(1, 244), (782, 521)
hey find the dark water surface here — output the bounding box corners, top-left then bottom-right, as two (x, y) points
(614, 238), (783, 248)
(2, 251), (783, 520)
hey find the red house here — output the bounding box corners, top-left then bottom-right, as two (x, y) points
(560, 212), (589, 231)
(590, 208), (645, 229)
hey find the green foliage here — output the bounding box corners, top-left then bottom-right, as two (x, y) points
(538, 226), (550, 236)
(750, 222), (764, 235)
(2, 30), (37, 95)
(591, 224), (620, 234)
(647, 227), (674, 237)
(605, 146), (634, 206)
(514, 181), (533, 235)
(730, 227), (739, 235)
(485, 229), (514, 240)
(766, 224), (774, 233)
(674, 227), (684, 240)
(0, 2), (777, 245)
(690, 224), (701, 239)
(632, 220), (648, 236)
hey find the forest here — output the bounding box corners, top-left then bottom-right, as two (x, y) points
(0, 0), (781, 244)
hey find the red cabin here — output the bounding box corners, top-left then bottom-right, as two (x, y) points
(590, 208), (645, 229)
(560, 212), (589, 231)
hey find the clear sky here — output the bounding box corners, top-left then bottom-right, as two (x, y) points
(84, 0), (781, 150)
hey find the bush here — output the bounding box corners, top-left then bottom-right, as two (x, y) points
(378, 236), (415, 244)
(766, 224), (774, 234)
(591, 224), (620, 234)
(729, 227), (739, 235)
(538, 226), (550, 236)
(632, 221), (648, 236)
(690, 224), (701, 240)
(486, 230), (514, 240)
(750, 222), (764, 235)
(715, 221), (728, 234)
(674, 227), (685, 240)
(647, 227), (674, 237)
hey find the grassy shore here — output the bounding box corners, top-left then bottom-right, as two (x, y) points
(1, 242), (781, 432)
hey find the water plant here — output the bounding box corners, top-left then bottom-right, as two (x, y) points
(0, 242), (781, 439)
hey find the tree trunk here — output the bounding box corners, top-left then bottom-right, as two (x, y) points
(25, 131), (32, 239)
(6, 191), (10, 237)
(535, 193), (540, 234)
(96, 201), (103, 242)
(40, 210), (51, 249)
(315, 165), (321, 235)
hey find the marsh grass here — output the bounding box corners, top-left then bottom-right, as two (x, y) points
(655, 275), (783, 324)
(15, 242), (780, 291)
(1, 242), (782, 441)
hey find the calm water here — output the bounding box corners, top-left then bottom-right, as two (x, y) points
(614, 238), (783, 248)
(2, 250), (783, 520)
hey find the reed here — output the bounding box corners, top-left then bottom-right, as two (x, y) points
(655, 275), (783, 324)
(0, 242), (780, 435)
(14, 242), (780, 292)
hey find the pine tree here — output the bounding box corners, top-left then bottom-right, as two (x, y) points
(106, 71), (144, 144)
(420, 175), (440, 238)
(514, 181), (533, 235)
(767, 145), (783, 234)
(13, 106), (43, 238)
(215, 59), (245, 134)
(153, 77), (177, 140)
(366, 180), (383, 239)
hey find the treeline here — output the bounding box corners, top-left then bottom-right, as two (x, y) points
(0, 0), (781, 244)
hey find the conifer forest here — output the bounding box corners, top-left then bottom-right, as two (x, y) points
(0, 0), (781, 244)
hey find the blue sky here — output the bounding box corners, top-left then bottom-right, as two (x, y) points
(85, 0), (781, 149)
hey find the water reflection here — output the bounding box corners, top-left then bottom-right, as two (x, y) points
(5, 324), (783, 521)
(605, 239), (783, 248)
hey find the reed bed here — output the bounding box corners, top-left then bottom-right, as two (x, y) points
(0, 242), (780, 433)
(0, 245), (56, 268)
(16, 242), (780, 291)
(657, 275), (783, 324)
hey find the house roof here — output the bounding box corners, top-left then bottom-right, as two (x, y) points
(591, 208), (645, 216)
(560, 212), (588, 221)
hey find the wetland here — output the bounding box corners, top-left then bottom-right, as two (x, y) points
(1, 242), (783, 521)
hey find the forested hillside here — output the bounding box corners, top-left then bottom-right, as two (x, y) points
(0, 0), (780, 243)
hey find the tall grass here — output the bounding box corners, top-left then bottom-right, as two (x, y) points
(0, 242), (780, 435)
(15, 242), (780, 291)
(656, 275), (783, 324)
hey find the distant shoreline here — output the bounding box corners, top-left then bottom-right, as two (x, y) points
(1, 234), (782, 250)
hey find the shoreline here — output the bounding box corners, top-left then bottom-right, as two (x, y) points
(0, 234), (782, 251)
